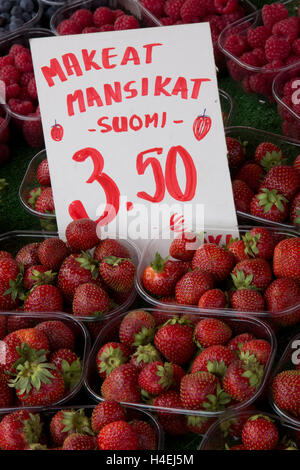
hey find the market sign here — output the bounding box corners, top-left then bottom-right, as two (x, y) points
(30, 23), (238, 246)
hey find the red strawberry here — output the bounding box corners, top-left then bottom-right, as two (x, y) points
(240, 339), (271, 366)
(0, 315), (7, 339)
(265, 278), (300, 327)
(0, 410), (42, 450)
(97, 421), (138, 450)
(231, 258), (272, 291)
(191, 345), (236, 376)
(0, 370), (14, 407)
(50, 349), (81, 390)
(227, 333), (256, 354)
(242, 227), (276, 260)
(222, 359), (264, 401)
(236, 163), (264, 192)
(194, 318), (232, 348)
(231, 288), (265, 312)
(35, 187), (55, 214)
(91, 400), (126, 434)
(114, 15), (140, 30)
(226, 137), (245, 170)
(198, 288), (227, 309)
(94, 238), (130, 262)
(130, 420), (157, 450)
(142, 253), (182, 297)
(97, 342), (131, 379)
(23, 265), (56, 290)
(50, 409), (92, 446)
(153, 390), (188, 435)
(192, 243), (235, 281)
(119, 310), (155, 348)
(242, 415), (279, 450)
(35, 320), (74, 351)
(262, 3), (288, 30)
(232, 179), (255, 213)
(138, 361), (174, 395)
(38, 238), (69, 270)
(254, 142), (285, 170)
(100, 256), (135, 293)
(273, 238), (300, 283)
(7, 314), (34, 334)
(72, 282), (110, 318)
(130, 344), (161, 371)
(0, 257), (19, 283)
(24, 284), (63, 312)
(272, 370), (300, 418)
(290, 192), (300, 227)
(66, 218), (99, 251)
(154, 317), (196, 364)
(186, 415), (215, 435)
(101, 363), (140, 403)
(250, 189), (289, 222)
(227, 239), (249, 263)
(169, 232), (197, 261)
(175, 269), (214, 305)
(13, 328), (50, 351)
(36, 158), (50, 186)
(63, 433), (97, 450)
(259, 165), (300, 200)
(180, 371), (230, 410)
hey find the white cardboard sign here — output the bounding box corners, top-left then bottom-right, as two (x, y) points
(30, 23), (238, 247)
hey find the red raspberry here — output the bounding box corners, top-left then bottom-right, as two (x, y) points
(0, 144), (10, 165)
(113, 9), (125, 19)
(248, 73), (269, 95)
(70, 8), (94, 29)
(252, 48), (267, 66)
(57, 19), (82, 35)
(265, 35), (290, 62)
(93, 7), (114, 26)
(180, 0), (206, 23)
(239, 51), (260, 67)
(214, 0), (238, 15)
(262, 3), (288, 30)
(159, 17), (175, 25)
(141, 0), (164, 18)
(285, 55), (300, 67)
(14, 51), (33, 73)
(99, 24), (114, 32)
(272, 17), (299, 44)
(222, 6), (245, 25)
(0, 117), (9, 143)
(205, 14), (225, 34)
(164, 0), (185, 20)
(27, 77), (37, 100)
(6, 83), (20, 99)
(283, 78), (298, 98)
(114, 15), (140, 30)
(247, 26), (269, 49)
(17, 86), (32, 101)
(22, 115), (44, 148)
(19, 72), (34, 88)
(82, 26), (99, 33)
(242, 75), (252, 94)
(0, 55), (14, 68)
(8, 98), (34, 116)
(292, 38), (300, 56)
(228, 59), (246, 81)
(223, 34), (247, 57)
(9, 44), (27, 57)
(0, 65), (20, 85)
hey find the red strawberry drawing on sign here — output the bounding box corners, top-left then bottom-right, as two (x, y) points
(51, 120), (64, 142)
(193, 109), (212, 141)
(170, 213), (186, 233)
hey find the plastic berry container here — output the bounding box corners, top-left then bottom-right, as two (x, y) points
(269, 333), (300, 427)
(50, 0), (161, 35)
(219, 89), (234, 127)
(0, 28), (54, 149)
(273, 63), (300, 141)
(225, 126), (300, 230)
(198, 409), (300, 449)
(0, 310), (90, 413)
(0, 0), (43, 38)
(0, 229), (139, 323)
(84, 308), (276, 418)
(218, 0), (300, 102)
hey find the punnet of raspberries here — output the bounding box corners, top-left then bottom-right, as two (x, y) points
(227, 135), (300, 229)
(0, 313), (85, 409)
(141, 227), (300, 326)
(202, 411), (299, 450)
(56, 6), (141, 35)
(89, 308), (273, 435)
(0, 402), (159, 450)
(274, 68), (300, 141)
(221, 2), (300, 99)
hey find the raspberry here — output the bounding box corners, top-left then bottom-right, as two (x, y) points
(223, 34), (247, 57)
(93, 7), (114, 26)
(0, 65), (20, 85)
(159, 17), (175, 25)
(247, 26), (269, 49)
(283, 78), (298, 98)
(17, 87), (32, 101)
(222, 7), (245, 25)
(0, 55), (14, 68)
(141, 0), (164, 18)
(164, 0), (185, 20)
(82, 26), (99, 33)
(22, 115), (44, 148)
(99, 24), (114, 32)
(0, 117), (9, 143)
(265, 35), (290, 62)
(57, 19), (82, 35)
(27, 77), (37, 100)
(9, 44), (27, 57)
(272, 17), (299, 44)
(242, 75), (252, 94)
(214, 0), (238, 15)
(19, 72), (34, 88)
(285, 55), (300, 67)
(205, 15), (225, 34)
(113, 9), (125, 19)
(70, 8), (93, 29)
(248, 73), (269, 95)
(228, 59), (246, 81)
(252, 48), (267, 66)
(8, 98), (34, 116)
(262, 3), (288, 30)
(180, 0), (206, 23)
(292, 38), (300, 56)
(0, 144), (10, 165)
(6, 83), (20, 100)
(14, 51), (33, 73)
(239, 51), (260, 67)
(114, 15), (140, 30)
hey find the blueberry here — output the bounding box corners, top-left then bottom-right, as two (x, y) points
(20, 0), (34, 12)
(0, 1), (11, 13)
(22, 11), (31, 22)
(11, 6), (23, 16)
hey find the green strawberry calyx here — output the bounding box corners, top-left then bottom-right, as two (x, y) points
(242, 361), (264, 389)
(28, 187), (42, 209)
(133, 326), (155, 347)
(293, 209), (300, 226)
(61, 408), (94, 436)
(76, 251), (99, 279)
(4, 272), (27, 301)
(140, 388), (154, 404)
(150, 252), (169, 273)
(187, 415), (209, 430)
(260, 150), (286, 172)
(163, 316), (192, 327)
(257, 188), (288, 214)
(60, 359), (82, 390)
(23, 413), (43, 446)
(102, 256), (130, 267)
(156, 362), (174, 390)
(247, 414), (274, 423)
(29, 444), (48, 450)
(98, 345), (128, 377)
(239, 350), (261, 367)
(29, 269), (57, 287)
(220, 417), (238, 438)
(242, 232), (261, 257)
(207, 360), (228, 377)
(231, 270), (258, 291)
(131, 344), (161, 365)
(202, 384), (231, 411)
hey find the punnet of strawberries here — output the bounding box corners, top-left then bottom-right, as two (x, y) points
(0, 218), (137, 319)
(0, 312), (87, 409)
(220, 2), (300, 100)
(24, 156), (55, 217)
(201, 411), (300, 450)
(86, 308), (274, 436)
(0, 402), (160, 450)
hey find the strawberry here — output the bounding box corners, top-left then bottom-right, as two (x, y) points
(50, 349), (81, 390)
(242, 415), (279, 450)
(194, 318), (232, 348)
(198, 288), (227, 309)
(35, 320), (75, 351)
(227, 333), (256, 354)
(180, 371), (230, 410)
(236, 163), (264, 192)
(250, 189), (289, 222)
(242, 227), (276, 260)
(169, 232), (197, 261)
(101, 363), (140, 403)
(119, 310), (155, 348)
(191, 345), (236, 376)
(226, 137), (245, 170)
(94, 238), (130, 262)
(222, 359), (264, 401)
(23, 265), (56, 290)
(0, 251), (13, 260)
(231, 258), (272, 291)
(91, 400), (126, 434)
(192, 243), (235, 282)
(63, 433), (97, 450)
(50, 409), (92, 446)
(0, 257), (19, 283)
(36, 158), (50, 186)
(231, 288), (265, 312)
(114, 15), (140, 30)
(65, 218), (99, 251)
(273, 238), (300, 283)
(35, 187), (55, 214)
(24, 284), (63, 312)
(154, 317), (196, 364)
(0, 315), (7, 338)
(254, 142), (285, 170)
(240, 339), (271, 366)
(0, 370), (13, 407)
(171, 364), (186, 390)
(130, 420), (157, 450)
(175, 269), (214, 305)
(264, 278), (300, 327)
(262, 3), (288, 30)
(13, 328), (50, 351)
(154, 391), (188, 435)
(38, 238), (69, 270)
(227, 239), (249, 263)
(72, 282), (110, 318)
(186, 415), (215, 435)
(138, 361), (174, 395)
(142, 254), (175, 297)
(259, 165), (300, 200)
(290, 192), (300, 227)
(7, 315), (34, 334)
(97, 342), (131, 379)
(100, 256), (135, 293)
(98, 421), (138, 450)
(0, 410), (42, 450)
(130, 344), (161, 371)
(272, 370), (300, 418)
(232, 179), (254, 213)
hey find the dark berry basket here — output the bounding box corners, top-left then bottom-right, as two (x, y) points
(0, 0), (43, 38)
